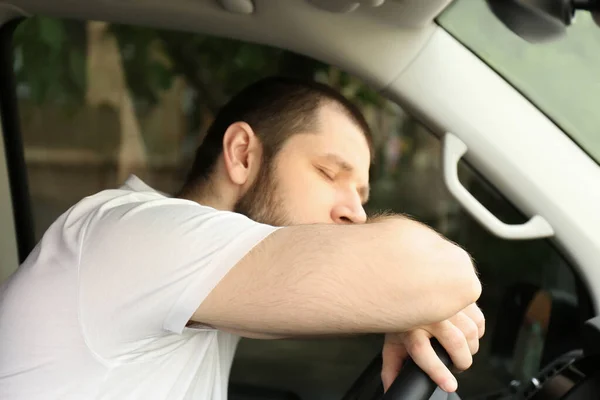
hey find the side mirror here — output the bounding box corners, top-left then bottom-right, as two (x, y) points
(486, 0), (600, 43)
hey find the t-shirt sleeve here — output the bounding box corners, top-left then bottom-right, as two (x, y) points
(78, 198), (280, 361)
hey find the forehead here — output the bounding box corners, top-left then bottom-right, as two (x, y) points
(287, 104), (372, 173)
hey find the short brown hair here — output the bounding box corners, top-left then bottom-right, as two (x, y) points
(178, 76), (373, 196)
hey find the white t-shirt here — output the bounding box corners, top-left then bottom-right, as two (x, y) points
(0, 175), (280, 400)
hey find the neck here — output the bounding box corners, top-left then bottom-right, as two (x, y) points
(177, 182), (236, 212)
(193, 193), (232, 211)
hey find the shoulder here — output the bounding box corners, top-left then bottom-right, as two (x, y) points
(78, 188), (274, 249)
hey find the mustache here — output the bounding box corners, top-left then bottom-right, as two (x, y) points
(366, 210), (413, 224)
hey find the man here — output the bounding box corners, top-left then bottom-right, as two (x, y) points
(0, 76), (484, 399)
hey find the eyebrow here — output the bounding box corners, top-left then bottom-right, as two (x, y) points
(322, 153), (370, 203)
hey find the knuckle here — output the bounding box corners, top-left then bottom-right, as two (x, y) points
(465, 303), (477, 313)
(445, 331), (466, 353)
(474, 307), (485, 322)
(472, 309), (484, 323)
(475, 306), (485, 319)
(477, 317), (486, 337)
(429, 321), (445, 331)
(408, 336), (430, 358)
(465, 321), (479, 340)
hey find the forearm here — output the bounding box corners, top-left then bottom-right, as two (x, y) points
(193, 215), (481, 336)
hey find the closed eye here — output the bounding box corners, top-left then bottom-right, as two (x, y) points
(317, 167), (335, 181)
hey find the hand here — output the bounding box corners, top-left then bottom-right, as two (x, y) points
(381, 303), (485, 393)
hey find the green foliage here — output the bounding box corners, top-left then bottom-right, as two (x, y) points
(12, 15), (392, 167)
(14, 16), (383, 115)
(154, 29), (290, 110)
(107, 25), (175, 106)
(13, 17), (86, 105)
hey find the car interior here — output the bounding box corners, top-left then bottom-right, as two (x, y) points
(1, 0), (600, 399)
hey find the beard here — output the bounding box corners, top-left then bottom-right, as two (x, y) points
(234, 158), (291, 227)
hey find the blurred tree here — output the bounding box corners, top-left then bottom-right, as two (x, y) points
(13, 16), (388, 125)
(86, 21), (149, 183)
(13, 16), (392, 166)
(13, 17), (86, 107)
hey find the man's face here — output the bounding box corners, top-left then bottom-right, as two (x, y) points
(235, 104), (371, 226)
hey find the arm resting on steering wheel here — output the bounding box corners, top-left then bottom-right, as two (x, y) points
(192, 216), (481, 338)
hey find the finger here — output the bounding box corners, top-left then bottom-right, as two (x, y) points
(381, 335), (408, 392)
(428, 320), (473, 372)
(403, 329), (458, 393)
(450, 312), (480, 355)
(462, 304), (485, 338)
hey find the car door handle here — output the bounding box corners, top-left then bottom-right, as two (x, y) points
(443, 132), (554, 240)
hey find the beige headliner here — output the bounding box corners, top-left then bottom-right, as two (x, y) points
(0, 0), (453, 90)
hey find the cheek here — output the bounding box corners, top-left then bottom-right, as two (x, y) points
(276, 169), (336, 223)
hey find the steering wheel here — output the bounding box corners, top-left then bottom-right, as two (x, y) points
(340, 339), (453, 400)
(382, 340), (453, 400)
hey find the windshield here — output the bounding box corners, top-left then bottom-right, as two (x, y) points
(438, 1), (600, 165)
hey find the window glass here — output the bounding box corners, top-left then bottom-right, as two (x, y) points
(14, 16), (584, 399)
(438, 1), (600, 165)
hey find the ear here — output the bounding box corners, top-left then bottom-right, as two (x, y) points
(222, 121), (262, 186)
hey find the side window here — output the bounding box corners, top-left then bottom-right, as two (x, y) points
(367, 115), (584, 397)
(14, 16), (586, 400)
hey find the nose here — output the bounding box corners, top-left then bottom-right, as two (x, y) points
(331, 201), (367, 224)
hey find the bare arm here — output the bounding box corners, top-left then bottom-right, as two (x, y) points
(192, 216), (481, 337)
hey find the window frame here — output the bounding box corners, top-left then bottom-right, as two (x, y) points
(0, 18), (35, 264)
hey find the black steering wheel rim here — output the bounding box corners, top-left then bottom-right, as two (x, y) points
(340, 340), (452, 400)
